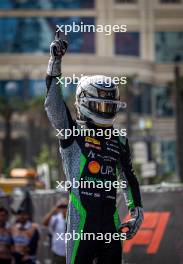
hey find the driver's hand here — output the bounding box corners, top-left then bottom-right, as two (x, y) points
(119, 207), (144, 240)
(50, 30), (68, 60)
(47, 28), (68, 76)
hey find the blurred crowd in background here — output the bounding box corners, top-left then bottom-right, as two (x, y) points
(0, 189), (68, 264)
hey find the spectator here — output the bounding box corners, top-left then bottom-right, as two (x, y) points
(11, 208), (40, 264)
(0, 206), (12, 264)
(43, 198), (68, 264)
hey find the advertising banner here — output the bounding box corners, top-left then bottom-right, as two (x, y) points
(118, 188), (183, 264)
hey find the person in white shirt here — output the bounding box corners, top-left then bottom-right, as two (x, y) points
(43, 198), (68, 264)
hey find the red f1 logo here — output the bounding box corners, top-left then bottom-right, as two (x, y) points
(123, 212), (170, 254)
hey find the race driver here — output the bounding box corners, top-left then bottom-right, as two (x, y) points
(45, 30), (144, 264)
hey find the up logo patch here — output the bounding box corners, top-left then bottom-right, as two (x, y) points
(88, 161), (101, 174)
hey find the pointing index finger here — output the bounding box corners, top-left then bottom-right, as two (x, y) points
(55, 25), (62, 40)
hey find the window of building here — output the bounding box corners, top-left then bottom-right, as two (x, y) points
(0, 79), (75, 100)
(155, 32), (183, 63)
(0, 17), (95, 54)
(153, 86), (174, 117)
(0, 81), (25, 100)
(0, 80), (45, 99)
(160, 0), (181, 3)
(115, 32), (140, 56)
(115, 0), (137, 3)
(160, 140), (176, 175)
(0, 0), (95, 9)
(132, 83), (152, 114)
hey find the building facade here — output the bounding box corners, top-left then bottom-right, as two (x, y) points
(0, 0), (183, 177)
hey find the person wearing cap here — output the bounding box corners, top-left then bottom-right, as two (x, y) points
(43, 199), (68, 264)
(0, 206), (12, 264)
(11, 208), (40, 264)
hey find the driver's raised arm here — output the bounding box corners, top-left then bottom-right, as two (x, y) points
(44, 30), (73, 137)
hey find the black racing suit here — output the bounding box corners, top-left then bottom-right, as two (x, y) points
(45, 75), (142, 264)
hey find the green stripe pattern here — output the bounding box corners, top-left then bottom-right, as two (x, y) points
(70, 154), (87, 264)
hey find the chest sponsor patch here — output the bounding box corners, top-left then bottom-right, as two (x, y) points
(97, 153), (117, 162)
(107, 147), (120, 154)
(85, 136), (101, 145)
(106, 141), (119, 149)
(85, 142), (101, 150)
